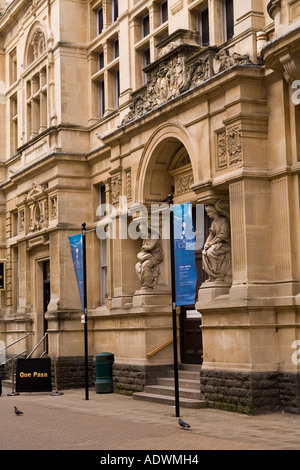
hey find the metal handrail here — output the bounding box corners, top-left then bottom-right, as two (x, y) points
(1, 349), (27, 365)
(0, 332), (32, 355)
(26, 332), (48, 358)
(147, 337), (175, 357)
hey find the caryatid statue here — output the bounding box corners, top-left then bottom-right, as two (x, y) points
(202, 201), (231, 282)
(135, 224), (164, 289)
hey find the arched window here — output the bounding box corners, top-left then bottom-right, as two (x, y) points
(27, 28), (46, 66)
(24, 25), (48, 141)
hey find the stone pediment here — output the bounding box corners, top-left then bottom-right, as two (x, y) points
(24, 183), (48, 202)
(121, 30), (252, 125)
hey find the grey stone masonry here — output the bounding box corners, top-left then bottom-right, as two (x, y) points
(200, 369), (300, 414)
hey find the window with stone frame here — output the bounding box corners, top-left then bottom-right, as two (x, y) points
(24, 26), (48, 142)
(9, 48), (17, 85)
(9, 92), (18, 156)
(97, 6), (104, 34)
(26, 67), (47, 140)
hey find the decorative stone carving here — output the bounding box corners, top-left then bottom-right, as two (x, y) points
(175, 174), (194, 194)
(202, 201), (231, 282)
(217, 130), (228, 169)
(18, 210), (25, 232)
(227, 126), (243, 166)
(121, 41), (252, 126)
(24, 183), (49, 233)
(213, 49), (252, 74)
(135, 224), (164, 289)
(279, 52), (300, 84)
(50, 196), (57, 219)
(126, 170), (132, 201)
(27, 27), (46, 66)
(111, 174), (121, 206)
(217, 126), (243, 169)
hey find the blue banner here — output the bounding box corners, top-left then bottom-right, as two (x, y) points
(68, 233), (84, 312)
(173, 203), (197, 307)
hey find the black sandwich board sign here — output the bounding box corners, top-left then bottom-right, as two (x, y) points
(16, 358), (52, 393)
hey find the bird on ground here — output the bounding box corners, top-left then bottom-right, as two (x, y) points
(178, 418), (191, 430)
(14, 406), (23, 416)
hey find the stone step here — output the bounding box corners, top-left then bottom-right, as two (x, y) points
(166, 369), (201, 381)
(157, 376), (200, 390)
(133, 392), (207, 409)
(144, 384), (201, 400)
(133, 363), (207, 409)
(179, 363), (202, 372)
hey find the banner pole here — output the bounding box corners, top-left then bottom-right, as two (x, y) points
(82, 222), (89, 400)
(168, 194), (180, 418)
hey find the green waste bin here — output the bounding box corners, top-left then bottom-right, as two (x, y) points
(95, 352), (114, 393)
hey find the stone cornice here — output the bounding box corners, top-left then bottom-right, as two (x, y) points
(262, 26), (300, 82)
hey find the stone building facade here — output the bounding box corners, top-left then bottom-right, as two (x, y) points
(0, 0), (300, 413)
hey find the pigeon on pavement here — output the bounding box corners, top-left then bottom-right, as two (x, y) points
(178, 418), (190, 429)
(14, 406), (23, 416)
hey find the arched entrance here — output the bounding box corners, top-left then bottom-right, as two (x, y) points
(136, 125), (208, 365)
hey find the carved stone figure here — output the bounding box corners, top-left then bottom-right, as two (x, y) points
(202, 202), (231, 282)
(120, 46), (252, 126)
(135, 224), (164, 289)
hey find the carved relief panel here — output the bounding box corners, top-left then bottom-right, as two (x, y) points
(23, 183), (49, 233)
(216, 125), (243, 170)
(170, 151), (194, 196)
(121, 30), (252, 126)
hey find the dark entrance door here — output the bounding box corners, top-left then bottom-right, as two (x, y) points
(43, 260), (50, 354)
(180, 206), (210, 364)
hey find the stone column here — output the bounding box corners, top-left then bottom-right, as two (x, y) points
(229, 178), (273, 301)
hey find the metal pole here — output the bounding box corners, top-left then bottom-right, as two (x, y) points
(82, 222), (89, 400)
(168, 194), (180, 418)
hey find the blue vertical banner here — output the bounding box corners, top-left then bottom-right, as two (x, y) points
(68, 233), (84, 312)
(173, 203), (197, 307)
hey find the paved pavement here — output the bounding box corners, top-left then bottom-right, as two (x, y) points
(1, 384), (300, 455)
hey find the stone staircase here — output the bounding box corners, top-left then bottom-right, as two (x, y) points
(133, 364), (207, 409)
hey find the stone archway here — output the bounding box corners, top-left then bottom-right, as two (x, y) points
(134, 125), (205, 364)
(136, 122), (202, 205)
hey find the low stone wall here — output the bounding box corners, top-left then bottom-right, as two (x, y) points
(112, 363), (172, 394)
(200, 369), (300, 414)
(54, 356), (95, 390)
(53, 357), (170, 394)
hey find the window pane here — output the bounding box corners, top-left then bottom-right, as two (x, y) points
(98, 8), (103, 34)
(98, 80), (105, 117)
(143, 48), (150, 67)
(142, 15), (150, 37)
(225, 0), (234, 41)
(99, 51), (104, 69)
(114, 70), (120, 109)
(200, 8), (209, 47)
(114, 39), (119, 58)
(99, 184), (106, 216)
(113, 0), (119, 22)
(161, 1), (168, 24)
